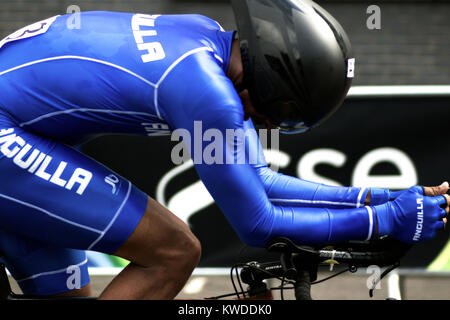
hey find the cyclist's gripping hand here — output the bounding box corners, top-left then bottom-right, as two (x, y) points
(369, 181), (449, 206)
(374, 186), (449, 243)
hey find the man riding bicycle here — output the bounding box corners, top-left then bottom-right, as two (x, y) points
(0, 0), (448, 299)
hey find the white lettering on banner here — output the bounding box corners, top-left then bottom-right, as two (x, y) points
(0, 129), (92, 195)
(297, 149), (346, 186)
(131, 14), (166, 63)
(298, 147), (418, 189)
(351, 147), (417, 188)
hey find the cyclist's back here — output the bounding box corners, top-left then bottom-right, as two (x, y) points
(0, 11), (234, 144)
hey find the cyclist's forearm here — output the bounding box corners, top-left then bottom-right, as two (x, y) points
(240, 204), (376, 247)
(257, 166), (369, 209)
(196, 162), (375, 248)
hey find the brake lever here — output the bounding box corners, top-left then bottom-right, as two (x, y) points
(280, 252), (297, 280)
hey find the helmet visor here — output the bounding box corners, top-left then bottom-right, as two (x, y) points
(265, 98), (311, 134)
(277, 121), (310, 134)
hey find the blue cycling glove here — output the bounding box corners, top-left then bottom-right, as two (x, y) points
(373, 186), (447, 243)
(369, 187), (425, 206)
(369, 188), (391, 205)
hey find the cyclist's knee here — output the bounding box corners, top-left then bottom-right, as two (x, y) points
(166, 231), (201, 271)
(131, 229), (201, 279)
(150, 226), (200, 272)
(114, 196), (201, 272)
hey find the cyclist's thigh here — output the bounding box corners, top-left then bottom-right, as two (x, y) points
(0, 230), (89, 296)
(0, 119), (148, 254)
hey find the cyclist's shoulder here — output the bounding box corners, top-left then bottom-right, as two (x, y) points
(160, 48), (239, 104)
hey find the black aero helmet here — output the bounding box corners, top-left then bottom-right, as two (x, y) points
(231, 0), (355, 133)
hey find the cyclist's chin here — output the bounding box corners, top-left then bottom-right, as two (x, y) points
(247, 113), (275, 131)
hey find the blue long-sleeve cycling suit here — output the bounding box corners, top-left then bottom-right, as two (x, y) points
(0, 12), (376, 295)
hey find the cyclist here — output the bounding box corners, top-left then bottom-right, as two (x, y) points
(0, 0), (448, 299)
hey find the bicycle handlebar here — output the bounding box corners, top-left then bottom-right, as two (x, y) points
(237, 236), (412, 300)
(268, 236), (412, 267)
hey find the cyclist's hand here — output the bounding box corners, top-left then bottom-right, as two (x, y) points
(369, 181), (449, 206)
(423, 181), (449, 197)
(374, 186), (449, 243)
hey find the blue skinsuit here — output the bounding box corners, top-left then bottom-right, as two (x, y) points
(0, 12), (374, 295)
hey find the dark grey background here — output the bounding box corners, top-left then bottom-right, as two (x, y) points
(0, 0), (449, 85)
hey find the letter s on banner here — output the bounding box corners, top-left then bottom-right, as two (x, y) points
(352, 147), (417, 189)
(297, 149), (346, 186)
